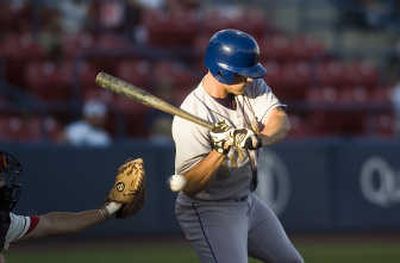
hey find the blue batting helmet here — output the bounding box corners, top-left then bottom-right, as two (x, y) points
(204, 29), (266, 85)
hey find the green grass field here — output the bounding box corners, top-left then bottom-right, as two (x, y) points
(6, 238), (400, 263)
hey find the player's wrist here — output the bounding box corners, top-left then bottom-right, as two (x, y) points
(211, 141), (230, 155)
(102, 202), (122, 217)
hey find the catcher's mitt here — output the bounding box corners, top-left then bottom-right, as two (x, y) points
(107, 158), (145, 218)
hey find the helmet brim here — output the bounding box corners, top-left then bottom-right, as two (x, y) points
(219, 62), (267, 79)
(238, 63), (267, 79)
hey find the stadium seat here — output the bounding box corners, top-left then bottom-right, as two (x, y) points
(76, 61), (98, 92)
(264, 61), (283, 89)
(61, 33), (95, 58)
(345, 61), (379, 88)
(364, 113), (395, 137)
(110, 96), (149, 137)
(41, 116), (63, 142)
(306, 86), (338, 103)
(0, 115), (47, 142)
(261, 35), (292, 63)
(290, 36), (326, 61)
(338, 86), (368, 103)
(24, 61), (74, 102)
(115, 59), (152, 88)
(95, 33), (133, 50)
(0, 33), (46, 87)
(279, 62), (312, 101)
(315, 61), (348, 88)
(368, 86), (392, 103)
(152, 61), (199, 91)
(202, 7), (268, 41)
(142, 10), (200, 48)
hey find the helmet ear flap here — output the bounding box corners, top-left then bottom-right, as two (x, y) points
(215, 69), (236, 85)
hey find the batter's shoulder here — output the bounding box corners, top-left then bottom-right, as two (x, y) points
(245, 79), (271, 98)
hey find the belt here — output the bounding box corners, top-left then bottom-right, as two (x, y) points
(188, 195), (249, 203)
(233, 195), (248, 202)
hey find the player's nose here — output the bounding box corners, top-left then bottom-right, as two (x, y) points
(245, 78), (254, 83)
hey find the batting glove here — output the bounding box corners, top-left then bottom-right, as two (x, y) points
(231, 128), (261, 150)
(210, 121), (234, 154)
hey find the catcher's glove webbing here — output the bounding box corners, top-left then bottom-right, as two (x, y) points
(107, 158), (145, 218)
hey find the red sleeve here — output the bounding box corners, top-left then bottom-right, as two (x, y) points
(26, 216), (40, 235)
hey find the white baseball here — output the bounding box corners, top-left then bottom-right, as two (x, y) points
(169, 174), (187, 192)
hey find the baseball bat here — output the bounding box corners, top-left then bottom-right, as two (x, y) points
(95, 72), (214, 130)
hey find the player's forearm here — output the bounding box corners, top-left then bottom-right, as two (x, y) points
(24, 208), (109, 239)
(183, 151), (225, 196)
(260, 109), (291, 145)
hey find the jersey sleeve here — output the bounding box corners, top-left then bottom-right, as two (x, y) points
(172, 116), (211, 174)
(249, 79), (286, 124)
(172, 99), (212, 174)
(4, 213), (40, 250)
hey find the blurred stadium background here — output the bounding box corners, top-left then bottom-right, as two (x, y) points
(1, 0), (400, 262)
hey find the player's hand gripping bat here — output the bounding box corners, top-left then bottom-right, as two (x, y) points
(95, 72), (214, 130)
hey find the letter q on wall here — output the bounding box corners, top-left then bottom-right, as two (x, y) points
(360, 156), (400, 207)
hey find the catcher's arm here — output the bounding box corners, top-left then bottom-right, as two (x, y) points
(22, 208), (112, 240)
(22, 158), (145, 240)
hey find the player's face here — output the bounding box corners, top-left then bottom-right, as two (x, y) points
(225, 75), (253, 95)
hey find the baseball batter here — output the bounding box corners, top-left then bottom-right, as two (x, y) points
(0, 151), (145, 263)
(172, 29), (303, 262)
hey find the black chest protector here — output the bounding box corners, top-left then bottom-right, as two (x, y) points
(0, 151), (23, 251)
(0, 207), (10, 251)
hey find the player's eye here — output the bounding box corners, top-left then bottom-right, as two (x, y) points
(231, 74), (247, 84)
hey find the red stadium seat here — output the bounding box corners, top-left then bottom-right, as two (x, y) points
(0, 33), (45, 61)
(0, 33), (46, 87)
(42, 117), (63, 142)
(368, 86), (392, 103)
(261, 35), (292, 63)
(338, 86), (368, 103)
(278, 62), (312, 101)
(143, 10), (200, 48)
(95, 33), (133, 50)
(315, 61), (347, 88)
(345, 62), (379, 88)
(61, 33), (95, 58)
(306, 86), (338, 103)
(110, 96), (149, 137)
(290, 36), (326, 61)
(202, 8), (269, 41)
(152, 61), (199, 91)
(264, 61), (283, 90)
(364, 113), (395, 137)
(77, 61), (98, 91)
(115, 59), (152, 88)
(0, 116), (49, 142)
(24, 61), (74, 101)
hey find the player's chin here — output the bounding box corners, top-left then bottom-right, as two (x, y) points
(233, 89), (246, 95)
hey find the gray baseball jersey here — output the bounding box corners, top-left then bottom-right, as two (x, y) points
(172, 79), (303, 262)
(173, 78), (283, 202)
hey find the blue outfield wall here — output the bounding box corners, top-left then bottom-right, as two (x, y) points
(2, 138), (400, 237)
